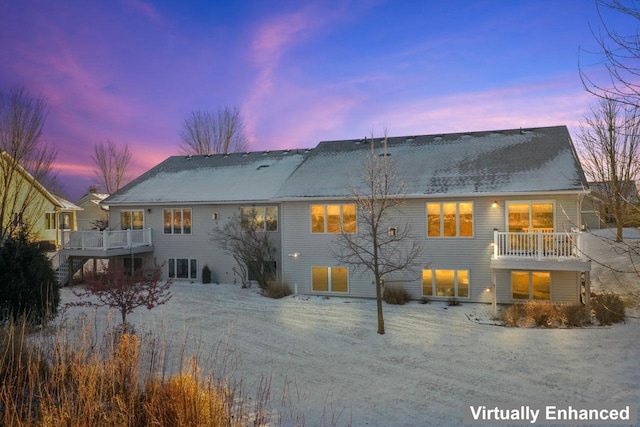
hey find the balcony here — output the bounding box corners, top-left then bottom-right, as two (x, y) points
(491, 230), (589, 271)
(60, 228), (153, 257)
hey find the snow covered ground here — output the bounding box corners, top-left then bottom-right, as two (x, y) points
(57, 230), (640, 427)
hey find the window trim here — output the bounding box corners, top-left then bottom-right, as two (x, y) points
(310, 204), (357, 234)
(511, 271), (551, 301)
(311, 266), (349, 293)
(426, 201), (474, 238)
(164, 208), (192, 235)
(168, 257), (198, 280)
(422, 269), (470, 298)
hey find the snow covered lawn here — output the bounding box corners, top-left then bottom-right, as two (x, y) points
(59, 286), (640, 426)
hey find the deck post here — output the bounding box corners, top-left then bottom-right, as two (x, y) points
(103, 229), (109, 251)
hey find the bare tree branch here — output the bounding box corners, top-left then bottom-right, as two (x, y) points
(579, 0), (640, 108)
(333, 132), (424, 335)
(93, 139), (132, 194)
(0, 87), (59, 241)
(577, 98), (640, 241)
(179, 106), (249, 155)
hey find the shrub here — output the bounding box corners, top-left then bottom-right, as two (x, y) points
(0, 229), (59, 324)
(592, 291), (626, 325)
(264, 281), (292, 299)
(383, 284), (410, 305)
(202, 264), (212, 284)
(502, 302), (588, 327)
(559, 304), (588, 327)
(447, 297), (461, 307)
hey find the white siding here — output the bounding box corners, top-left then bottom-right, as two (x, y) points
(282, 193), (584, 303)
(110, 203), (283, 283)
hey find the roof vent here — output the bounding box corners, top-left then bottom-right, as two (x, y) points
(263, 151), (270, 155)
(257, 164), (270, 170)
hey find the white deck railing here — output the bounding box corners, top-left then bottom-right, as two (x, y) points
(61, 228), (153, 251)
(493, 230), (585, 261)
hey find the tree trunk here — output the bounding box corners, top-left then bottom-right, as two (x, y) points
(375, 275), (385, 335)
(616, 221), (624, 243)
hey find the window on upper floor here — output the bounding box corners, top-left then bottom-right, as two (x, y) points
(241, 206), (278, 232)
(507, 202), (554, 233)
(311, 204), (356, 234)
(164, 208), (192, 234)
(121, 210), (144, 230)
(427, 202), (473, 237)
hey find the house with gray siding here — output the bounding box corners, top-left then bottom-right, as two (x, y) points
(59, 126), (591, 305)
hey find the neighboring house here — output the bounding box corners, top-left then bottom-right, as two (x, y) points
(581, 180), (639, 229)
(76, 189), (109, 230)
(60, 126), (592, 305)
(0, 151), (81, 250)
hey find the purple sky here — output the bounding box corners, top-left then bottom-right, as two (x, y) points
(0, 0), (631, 201)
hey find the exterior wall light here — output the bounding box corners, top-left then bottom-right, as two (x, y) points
(492, 200), (498, 208)
(288, 252), (300, 259)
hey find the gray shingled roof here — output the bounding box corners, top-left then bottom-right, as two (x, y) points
(275, 126), (588, 198)
(103, 150), (309, 205)
(103, 126), (588, 206)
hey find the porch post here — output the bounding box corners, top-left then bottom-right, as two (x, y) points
(103, 229), (109, 251)
(584, 270), (591, 322)
(536, 230), (542, 260)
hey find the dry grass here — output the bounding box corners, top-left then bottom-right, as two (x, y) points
(0, 317), (262, 426)
(502, 301), (588, 328)
(591, 291), (626, 325)
(265, 281), (293, 299)
(382, 284), (410, 305)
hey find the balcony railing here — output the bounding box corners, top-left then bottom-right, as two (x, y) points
(493, 230), (585, 261)
(61, 228), (153, 251)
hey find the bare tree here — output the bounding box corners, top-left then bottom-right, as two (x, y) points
(580, 0), (640, 108)
(179, 106), (249, 155)
(578, 98), (640, 241)
(333, 134), (423, 335)
(0, 87), (59, 241)
(71, 259), (172, 333)
(93, 139), (132, 194)
(212, 210), (277, 290)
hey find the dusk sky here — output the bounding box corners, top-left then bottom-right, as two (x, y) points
(0, 0), (633, 201)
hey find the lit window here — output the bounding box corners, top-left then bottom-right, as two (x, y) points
(121, 210), (144, 230)
(164, 208), (192, 234)
(511, 271), (550, 300)
(426, 202), (473, 237)
(422, 269), (470, 298)
(312, 266), (348, 293)
(310, 204), (357, 234)
(241, 206), (278, 232)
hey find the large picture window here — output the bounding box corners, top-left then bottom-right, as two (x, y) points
(164, 208), (192, 234)
(422, 269), (469, 298)
(241, 206), (278, 232)
(312, 266), (348, 292)
(168, 258), (198, 279)
(311, 204), (356, 234)
(427, 202), (473, 237)
(507, 202), (554, 233)
(121, 210), (144, 230)
(512, 271), (550, 300)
